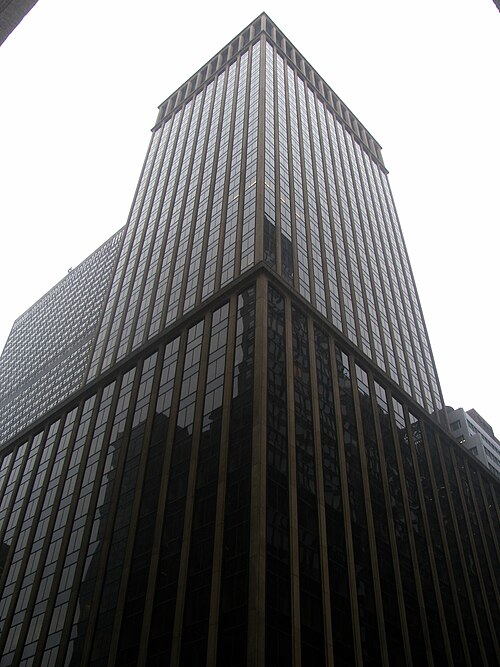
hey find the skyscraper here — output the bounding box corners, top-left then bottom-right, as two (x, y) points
(0, 0), (40, 46)
(0, 13), (498, 667)
(0, 230), (124, 445)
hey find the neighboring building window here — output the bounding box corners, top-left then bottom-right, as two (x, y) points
(450, 419), (461, 431)
(467, 420), (478, 434)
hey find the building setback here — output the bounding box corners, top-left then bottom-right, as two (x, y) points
(0, 13), (498, 667)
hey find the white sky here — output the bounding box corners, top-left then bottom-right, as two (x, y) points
(1, 0), (499, 433)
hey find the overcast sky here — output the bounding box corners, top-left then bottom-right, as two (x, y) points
(1, 0), (499, 433)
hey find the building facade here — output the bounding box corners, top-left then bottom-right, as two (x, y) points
(0, 230), (124, 445)
(447, 406), (500, 479)
(0, 13), (498, 667)
(0, 0), (39, 46)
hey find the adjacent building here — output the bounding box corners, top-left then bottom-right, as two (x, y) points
(0, 13), (498, 666)
(447, 406), (500, 479)
(0, 0), (39, 46)
(0, 230), (124, 445)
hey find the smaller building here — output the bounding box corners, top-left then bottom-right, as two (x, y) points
(447, 406), (500, 478)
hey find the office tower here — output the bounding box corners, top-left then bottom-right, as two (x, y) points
(0, 13), (498, 667)
(0, 231), (124, 445)
(0, 0), (40, 46)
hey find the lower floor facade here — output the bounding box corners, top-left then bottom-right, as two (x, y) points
(0, 267), (498, 666)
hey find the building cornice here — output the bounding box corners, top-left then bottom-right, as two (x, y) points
(153, 13), (387, 173)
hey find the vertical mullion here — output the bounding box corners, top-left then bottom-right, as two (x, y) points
(195, 68), (232, 306)
(0, 419), (63, 658)
(136, 332), (189, 662)
(313, 98), (346, 333)
(464, 462), (500, 632)
(205, 294), (238, 664)
(349, 362), (390, 666)
(0, 438), (32, 563)
(175, 78), (218, 315)
(29, 393), (102, 665)
(232, 46), (252, 279)
(421, 424), (475, 665)
(247, 273), (267, 667)
(76, 367), (145, 666)
(271, 43), (282, 275)
(448, 447), (500, 659)
(254, 34), (266, 264)
(306, 318), (334, 666)
(106, 350), (164, 663)
(387, 393), (435, 666)
(156, 99), (202, 334)
(370, 379), (414, 665)
(0, 450), (16, 510)
(214, 58), (242, 291)
(433, 435), (489, 665)
(328, 338), (363, 666)
(478, 473), (500, 564)
(169, 310), (212, 664)
(140, 109), (190, 339)
(11, 414), (77, 664)
(284, 297), (302, 666)
(404, 410), (455, 666)
(124, 116), (183, 355)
